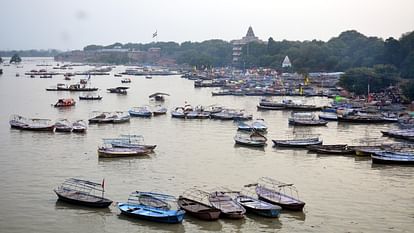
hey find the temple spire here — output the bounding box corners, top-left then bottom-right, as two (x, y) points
(246, 26), (255, 37)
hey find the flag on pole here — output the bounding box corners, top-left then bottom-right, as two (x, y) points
(152, 30), (157, 38)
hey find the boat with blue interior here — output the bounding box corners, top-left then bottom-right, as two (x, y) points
(118, 191), (186, 223)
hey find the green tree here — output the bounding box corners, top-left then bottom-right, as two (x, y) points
(402, 80), (414, 101)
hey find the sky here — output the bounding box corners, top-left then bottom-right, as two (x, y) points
(1, 0), (414, 50)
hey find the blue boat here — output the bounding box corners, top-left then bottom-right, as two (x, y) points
(235, 195), (281, 218)
(129, 106), (152, 117)
(371, 151), (414, 165)
(118, 191), (185, 223)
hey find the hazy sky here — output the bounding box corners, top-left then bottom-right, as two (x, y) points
(1, 0), (413, 50)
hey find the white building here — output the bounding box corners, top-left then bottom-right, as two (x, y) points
(282, 56), (292, 68)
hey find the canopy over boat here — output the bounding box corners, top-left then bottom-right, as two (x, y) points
(54, 178), (112, 208)
(149, 92), (170, 98)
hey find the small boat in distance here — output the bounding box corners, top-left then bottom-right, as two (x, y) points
(272, 136), (323, 148)
(107, 86), (129, 95)
(234, 131), (267, 147)
(54, 119), (72, 132)
(152, 105), (168, 116)
(121, 78), (131, 83)
(114, 74), (122, 77)
(118, 191), (186, 223)
(79, 95), (102, 100)
(129, 106), (152, 117)
(54, 178), (112, 208)
(54, 98), (76, 107)
(10, 115), (55, 131)
(72, 120), (87, 133)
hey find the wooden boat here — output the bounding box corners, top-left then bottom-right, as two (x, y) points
(97, 146), (151, 158)
(349, 146), (382, 156)
(54, 119), (72, 132)
(235, 194), (281, 218)
(178, 189), (221, 221)
(371, 151), (414, 165)
(79, 95), (102, 100)
(114, 74), (122, 77)
(208, 191), (246, 219)
(234, 131), (267, 147)
(272, 137), (322, 148)
(103, 134), (156, 151)
(288, 112), (328, 126)
(237, 121), (253, 131)
(307, 144), (354, 155)
(251, 119), (267, 132)
(129, 106), (152, 117)
(283, 99), (322, 111)
(54, 98), (76, 107)
(118, 191), (185, 223)
(72, 120), (87, 133)
(111, 112), (131, 123)
(152, 105), (167, 116)
(107, 86), (129, 94)
(54, 178), (112, 208)
(11, 117), (55, 131)
(255, 177), (305, 211)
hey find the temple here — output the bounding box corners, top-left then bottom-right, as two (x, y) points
(232, 26), (264, 63)
(282, 56), (292, 68)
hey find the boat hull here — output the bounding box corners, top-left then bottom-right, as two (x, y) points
(54, 190), (112, 208)
(118, 203), (185, 223)
(177, 197), (220, 221)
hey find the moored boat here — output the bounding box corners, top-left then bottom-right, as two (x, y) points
(152, 105), (168, 116)
(234, 131), (267, 147)
(208, 191), (246, 219)
(79, 95), (102, 100)
(54, 119), (72, 132)
(97, 146), (151, 158)
(72, 120), (87, 133)
(235, 194), (281, 218)
(129, 106), (152, 117)
(307, 144), (354, 155)
(255, 177), (305, 211)
(178, 189), (221, 221)
(54, 178), (112, 208)
(371, 151), (414, 165)
(118, 191), (185, 223)
(272, 137), (322, 148)
(11, 116), (55, 132)
(288, 112), (328, 126)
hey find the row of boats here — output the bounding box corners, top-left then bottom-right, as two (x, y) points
(233, 129), (414, 164)
(54, 177), (305, 223)
(9, 115), (87, 133)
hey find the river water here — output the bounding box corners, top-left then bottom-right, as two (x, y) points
(0, 58), (413, 233)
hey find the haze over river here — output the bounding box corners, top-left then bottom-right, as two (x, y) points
(0, 58), (413, 232)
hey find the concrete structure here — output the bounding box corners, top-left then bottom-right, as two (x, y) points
(282, 56), (292, 68)
(231, 26), (265, 63)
